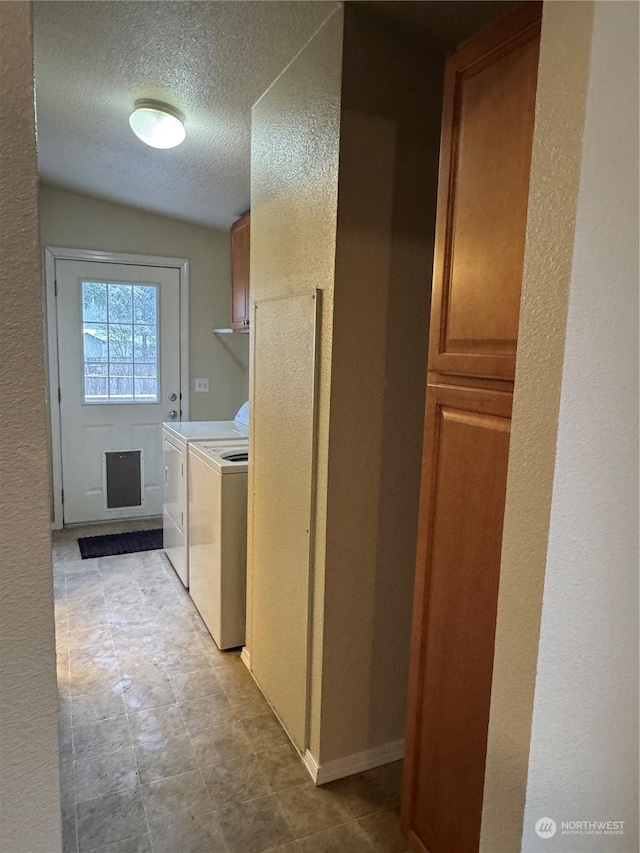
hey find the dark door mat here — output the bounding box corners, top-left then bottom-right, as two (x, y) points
(78, 528), (163, 559)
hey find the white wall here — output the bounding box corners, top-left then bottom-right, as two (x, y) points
(0, 4), (62, 850)
(481, 3), (596, 848)
(521, 2), (639, 849)
(39, 185), (249, 421)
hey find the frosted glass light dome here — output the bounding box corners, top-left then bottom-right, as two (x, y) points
(129, 99), (186, 149)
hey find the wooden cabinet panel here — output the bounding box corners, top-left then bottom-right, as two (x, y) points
(429, 3), (541, 380)
(402, 5), (541, 853)
(404, 382), (512, 853)
(231, 212), (250, 332)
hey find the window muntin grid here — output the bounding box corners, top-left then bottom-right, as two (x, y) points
(82, 281), (159, 403)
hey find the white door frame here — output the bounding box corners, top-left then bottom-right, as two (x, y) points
(45, 246), (190, 530)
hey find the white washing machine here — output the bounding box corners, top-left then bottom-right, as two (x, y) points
(188, 441), (249, 650)
(163, 403), (248, 586)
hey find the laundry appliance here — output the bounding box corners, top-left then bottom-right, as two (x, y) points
(162, 402), (248, 586)
(187, 440), (249, 649)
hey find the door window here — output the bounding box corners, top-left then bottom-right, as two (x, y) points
(82, 281), (159, 403)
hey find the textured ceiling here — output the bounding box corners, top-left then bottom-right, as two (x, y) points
(33, 1), (338, 229)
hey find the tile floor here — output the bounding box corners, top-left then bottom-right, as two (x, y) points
(54, 522), (410, 853)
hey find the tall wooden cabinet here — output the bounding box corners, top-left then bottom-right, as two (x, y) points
(230, 212), (250, 332)
(402, 5), (542, 853)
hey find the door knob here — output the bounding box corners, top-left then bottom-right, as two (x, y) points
(168, 410), (178, 420)
(168, 392), (177, 402)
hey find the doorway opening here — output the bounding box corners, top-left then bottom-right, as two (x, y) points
(46, 248), (189, 529)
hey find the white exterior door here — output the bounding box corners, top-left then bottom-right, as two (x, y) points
(55, 259), (181, 524)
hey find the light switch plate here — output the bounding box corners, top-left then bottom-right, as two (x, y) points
(194, 378), (209, 393)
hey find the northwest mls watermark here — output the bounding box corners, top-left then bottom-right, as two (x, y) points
(535, 817), (626, 840)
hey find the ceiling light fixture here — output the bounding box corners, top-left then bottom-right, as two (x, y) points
(129, 99), (186, 149)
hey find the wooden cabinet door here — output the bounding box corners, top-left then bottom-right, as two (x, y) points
(231, 212), (250, 332)
(428, 2), (541, 381)
(402, 5), (541, 853)
(403, 383), (512, 853)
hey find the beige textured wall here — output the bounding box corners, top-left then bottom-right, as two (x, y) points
(0, 4), (62, 850)
(249, 3), (443, 766)
(480, 3), (595, 850)
(318, 7), (443, 763)
(521, 2), (638, 848)
(248, 5), (343, 753)
(39, 185), (249, 421)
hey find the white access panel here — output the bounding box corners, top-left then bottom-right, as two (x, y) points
(249, 290), (320, 752)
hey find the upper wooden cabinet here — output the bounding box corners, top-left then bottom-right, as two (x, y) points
(230, 212), (250, 332)
(428, 3), (540, 381)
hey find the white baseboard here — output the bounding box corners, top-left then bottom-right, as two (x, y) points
(303, 749), (320, 782)
(240, 647), (251, 671)
(303, 739), (405, 785)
